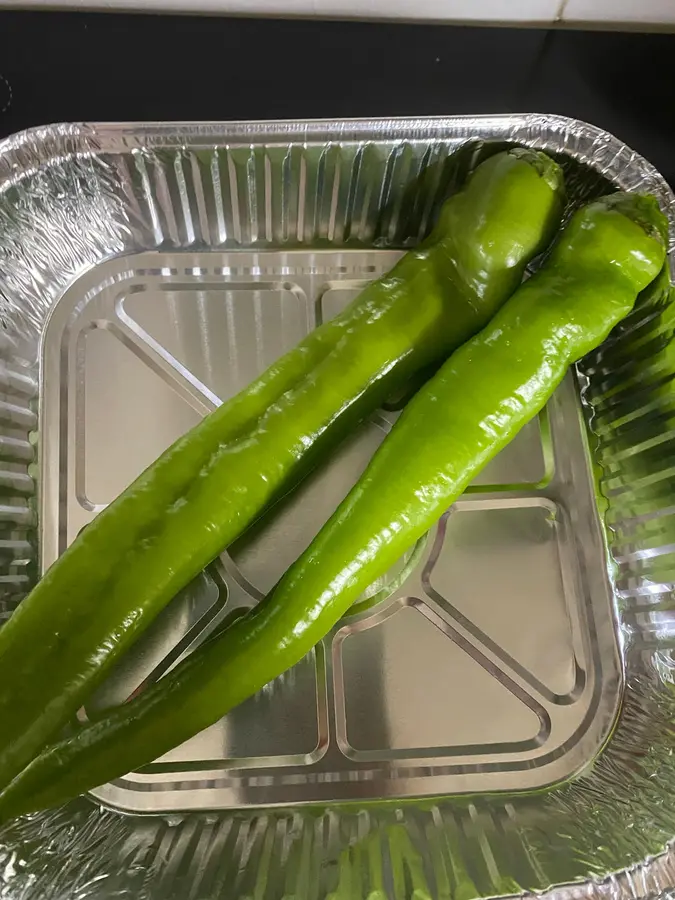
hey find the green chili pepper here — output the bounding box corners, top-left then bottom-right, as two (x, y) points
(0, 148), (564, 789)
(0, 190), (664, 822)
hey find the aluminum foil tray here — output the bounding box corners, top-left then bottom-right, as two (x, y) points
(1, 116), (675, 900)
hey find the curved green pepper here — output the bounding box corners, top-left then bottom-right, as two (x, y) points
(0, 190), (664, 821)
(0, 148), (564, 788)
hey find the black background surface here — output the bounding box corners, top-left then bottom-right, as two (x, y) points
(0, 13), (673, 184)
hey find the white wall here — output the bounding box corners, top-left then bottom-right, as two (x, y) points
(1, 0), (674, 28)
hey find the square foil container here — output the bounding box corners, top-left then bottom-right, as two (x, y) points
(1, 116), (675, 899)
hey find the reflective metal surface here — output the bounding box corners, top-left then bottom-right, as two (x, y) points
(40, 248), (618, 811)
(1, 116), (675, 898)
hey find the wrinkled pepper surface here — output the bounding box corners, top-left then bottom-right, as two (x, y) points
(0, 190), (665, 821)
(0, 148), (564, 788)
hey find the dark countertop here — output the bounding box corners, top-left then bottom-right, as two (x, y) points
(0, 12), (674, 185)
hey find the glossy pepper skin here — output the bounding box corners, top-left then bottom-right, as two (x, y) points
(0, 191), (665, 822)
(0, 148), (564, 789)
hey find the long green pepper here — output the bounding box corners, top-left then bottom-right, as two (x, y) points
(0, 190), (665, 821)
(0, 148), (564, 788)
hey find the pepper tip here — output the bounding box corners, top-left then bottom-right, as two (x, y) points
(507, 146), (564, 196)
